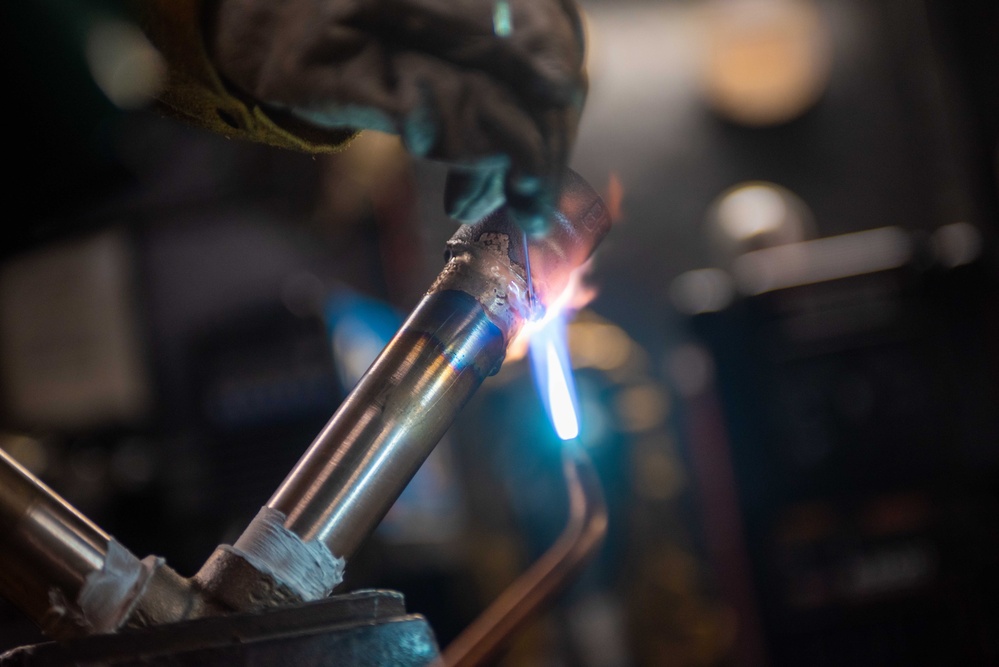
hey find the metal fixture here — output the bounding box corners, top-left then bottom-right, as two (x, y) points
(195, 169), (612, 611)
(0, 169), (612, 663)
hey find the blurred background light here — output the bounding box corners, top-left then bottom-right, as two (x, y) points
(717, 183), (789, 241)
(666, 344), (716, 398)
(732, 226), (913, 294)
(614, 383), (670, 434)
(325, 292), (401, 389)
(85, 19), (165, 110)
(930, 221), (982, 268)
(569, 321), (632, 372)
(0, 434), (49, 476)
(700, 0), (832, 126)
(707, 181), (817, 267)
(670, 268), (735, 315)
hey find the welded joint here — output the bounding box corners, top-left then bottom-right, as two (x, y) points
(228, 506), (345, 602)
(43, 540), (160, 638)
(429, 230), (533, 339)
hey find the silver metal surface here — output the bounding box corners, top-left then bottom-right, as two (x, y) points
(522, 228), (536, 313)
(0, 448), (110, 637)
(0, 170), (612, 643)
(261, 169), (612, 571)
(269, 291), (508, 558)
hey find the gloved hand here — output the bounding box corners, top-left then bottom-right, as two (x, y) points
(208, 0), (586, 235)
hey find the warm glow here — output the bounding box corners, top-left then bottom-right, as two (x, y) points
(702, 0), (832, 126)
(606, 173), (625, 224)
(504, 240), (598, 441)
(717, 184), (787, 242)
(506, 260), (598, 363)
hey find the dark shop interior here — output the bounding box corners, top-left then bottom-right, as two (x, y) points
(1, 0), (998, 665)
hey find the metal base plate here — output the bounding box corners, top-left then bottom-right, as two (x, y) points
(0, 590), (439, 667)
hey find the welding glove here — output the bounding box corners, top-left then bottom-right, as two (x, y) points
(208, 0), (586, 235)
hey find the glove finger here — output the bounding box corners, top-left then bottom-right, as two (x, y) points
(444, 166), (506, 223)
(426, 64), (544, 166)
(505, 170), (560, 236)
(421, 64), (556, 231)
(411, 57), (575, 233)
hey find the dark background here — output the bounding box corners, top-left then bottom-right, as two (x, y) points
(1, 0), (998, 664)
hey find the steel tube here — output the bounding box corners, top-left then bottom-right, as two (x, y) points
(264, 169), (612, 568)
(270, 290), (507, 556)
(0, 170), (612, 639)
(0, 448), (110, 637)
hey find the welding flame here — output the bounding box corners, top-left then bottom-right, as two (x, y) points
(517, 173), (621, 441)
(523, 264), (593, 442)
(508, 261), (597, 362)
(543, 334), (579, 440)
(529, 312), (580, 442)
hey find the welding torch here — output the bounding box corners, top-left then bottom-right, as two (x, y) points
(0, 169), (611, 642)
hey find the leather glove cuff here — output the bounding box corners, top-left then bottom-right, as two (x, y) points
(139, 0), (357, 153)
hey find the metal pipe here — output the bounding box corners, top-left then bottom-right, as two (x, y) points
(0, 448), (154, 639)
(439, 443), (608, 667)
(270, 289), (509, 557)
(0, 171), (611, 639)
(272, 169), (610, 560)
(0, 448), (108, 630)
(198, 170), (612, 606)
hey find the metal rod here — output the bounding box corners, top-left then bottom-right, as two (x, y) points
(522, 226), (536, 314)
(439, 443), (608, 667)
(0, 452), (215, 639)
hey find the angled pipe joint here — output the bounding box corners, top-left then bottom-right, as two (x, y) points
(195, 169), (612, 610)
(0, 170), (612, 638)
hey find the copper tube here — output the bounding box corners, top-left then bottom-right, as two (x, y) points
(440, 444), (608, 667)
